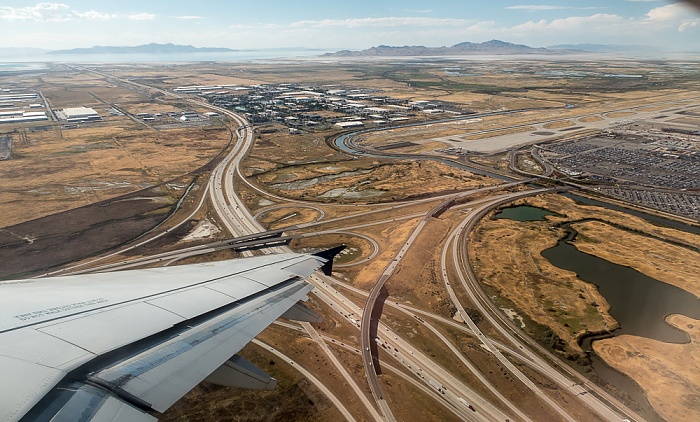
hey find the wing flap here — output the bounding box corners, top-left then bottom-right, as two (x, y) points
(89, 396), (157, 422)
(46, 383), (157, 422)
(92, 281), (313, 412)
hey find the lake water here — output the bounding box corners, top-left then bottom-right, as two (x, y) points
(0, 49), (336, 69)
(542, 235), (700, 343)
(494, 205), (555, 221)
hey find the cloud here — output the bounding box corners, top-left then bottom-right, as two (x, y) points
(643, 3), (700, 31)
(0, 2), (69, 22)
(72, 10), (117, 20)
(645, 3), (688, 21)
(176, 15), (203, 20)
(128, 13), (155, 21)
(0, 3), (117, 22)
(505, 5), (569, 11)
(290, 17), (473, 29)
(679, 20), (699, 31)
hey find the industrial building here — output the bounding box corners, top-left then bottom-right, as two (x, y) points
(0, 93), (38, 102)
(0, 110), (48, 124)
(335, 121), (364, 128)
(55, 107), (101, 122)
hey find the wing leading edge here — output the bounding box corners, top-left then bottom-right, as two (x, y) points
(0, 248), (343, 422)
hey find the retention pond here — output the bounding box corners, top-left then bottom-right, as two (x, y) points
(542, 231), (700, 344)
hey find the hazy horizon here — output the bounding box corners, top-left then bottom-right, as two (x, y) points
(1, 1), (699, 53)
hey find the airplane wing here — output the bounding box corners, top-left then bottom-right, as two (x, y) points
(0, 247), (343, 422)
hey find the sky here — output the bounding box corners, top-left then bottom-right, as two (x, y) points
(1, 1), (699, 51)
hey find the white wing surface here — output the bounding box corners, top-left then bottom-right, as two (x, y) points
(0, 248), (341, 422)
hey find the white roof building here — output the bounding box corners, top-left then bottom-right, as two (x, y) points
(57, 107), (100, 121)
(0, 109), (48, 124)
(335, 121), (364, 128)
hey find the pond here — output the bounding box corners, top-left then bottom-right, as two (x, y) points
(494, 205), (555, 221)
(542, 233), (700, 343)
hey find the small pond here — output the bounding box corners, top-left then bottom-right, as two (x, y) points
(494, 205), (555, 222)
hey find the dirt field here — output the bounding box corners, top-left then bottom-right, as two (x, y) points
(543, 120), (574, 129)
(249, 155), (497, 204)
(0, 123), (230, 227)
(593, 315), (700, 422)
(0, 184), (175, 279)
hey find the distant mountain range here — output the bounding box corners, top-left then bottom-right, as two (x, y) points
(324, 40), (553, 57)
(50, 43), (236, 55)
(0, 41), (671, 58)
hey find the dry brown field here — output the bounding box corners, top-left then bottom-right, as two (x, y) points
(593, 314), (700, 422)
(579, 115), (603, 122)
(0, 68), (232, 228)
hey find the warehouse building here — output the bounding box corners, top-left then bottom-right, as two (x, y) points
(0, 110), (48, 124)
(56, 107), (101, 122)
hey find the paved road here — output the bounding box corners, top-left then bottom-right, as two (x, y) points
(301, 322), (384, 421)
(440, 189), (578, 422)
(450, 190), (642, 422)
(273, 320), (479, 421)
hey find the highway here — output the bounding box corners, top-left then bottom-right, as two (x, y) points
(273, 320), (480, 421)
(357, 187), (544, 422)
(358, 193), (453, 421)
(440, 189), (578, 422)
(309, 273), (513, 421)
(64, 69), (649, 421)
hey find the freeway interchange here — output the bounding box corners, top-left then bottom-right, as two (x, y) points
(61, 68), (647, 422)
(195, 113), (641, 421)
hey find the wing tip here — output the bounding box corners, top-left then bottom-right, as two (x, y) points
(313, 245), (346, 275)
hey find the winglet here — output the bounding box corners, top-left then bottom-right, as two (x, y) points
(313, 245), (346, 275)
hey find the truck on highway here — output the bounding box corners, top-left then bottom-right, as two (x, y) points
(458, 397), (476, 411)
